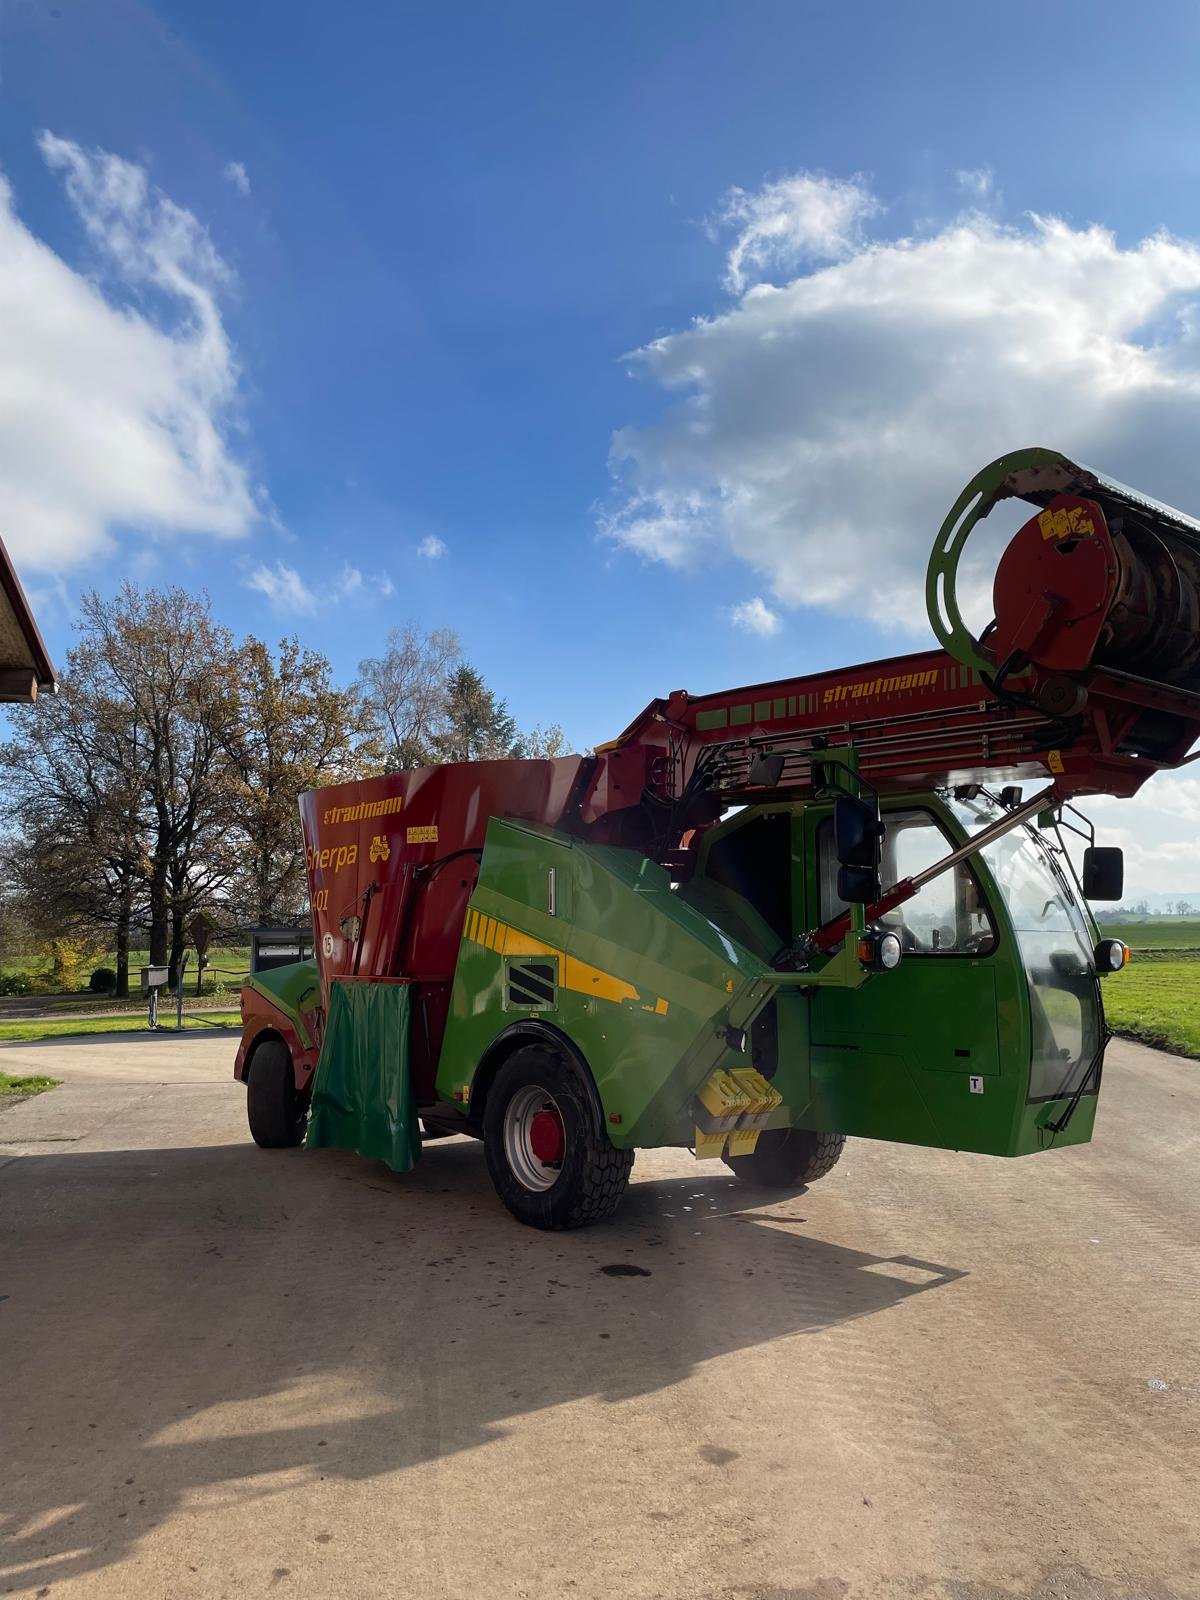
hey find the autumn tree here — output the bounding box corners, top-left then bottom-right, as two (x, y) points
(224, 636), (375, 924)
(76, 584), (240, 985)
(1, 585), (572, 999)
(0, 641), (150, 996)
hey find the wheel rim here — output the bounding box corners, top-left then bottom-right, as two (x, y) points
(503, 1085), (566, 1192)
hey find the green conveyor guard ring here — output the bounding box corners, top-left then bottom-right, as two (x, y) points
(925, 446), (1066, 676)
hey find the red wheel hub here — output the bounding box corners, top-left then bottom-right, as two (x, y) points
(529, 1107), (565, 1165)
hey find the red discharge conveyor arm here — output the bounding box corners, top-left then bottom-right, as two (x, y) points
(577, 449), (1200, 858)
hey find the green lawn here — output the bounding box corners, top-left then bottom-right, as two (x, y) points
(1098, 919), (1200, 951)
(0, 946), (252, 998)
(0, 1071), (58, 1097)
(0, 1012), (239, 1043)
(1103, 962), (1200, 1058)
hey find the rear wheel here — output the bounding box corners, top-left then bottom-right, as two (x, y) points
(723, 1127), (845, 1188)
(483, 1044), (633, 1229)
(247, 1038), (308, 1149)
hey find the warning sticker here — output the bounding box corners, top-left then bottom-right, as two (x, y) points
(406, 824), (439, 844)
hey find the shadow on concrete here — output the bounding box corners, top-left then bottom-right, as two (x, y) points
(0, 1136), (964, 1590)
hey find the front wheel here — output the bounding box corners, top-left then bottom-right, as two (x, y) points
(723, 1127), (846, 1188)
(483, 1045), (633, 1229)
(247, 1038), (308, 1148)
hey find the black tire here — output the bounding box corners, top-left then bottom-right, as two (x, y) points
(483, 1044), (633, 1229)
(247, 1038), (308, 1149)
(723, 1127), (846, 1188)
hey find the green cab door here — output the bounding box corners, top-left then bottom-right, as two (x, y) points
(801, 801), (1014, 1153)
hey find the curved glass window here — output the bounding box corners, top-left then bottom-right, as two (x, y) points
(950, 795), (1102, 1101)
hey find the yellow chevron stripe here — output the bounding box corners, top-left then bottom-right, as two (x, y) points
(563, 953), (638, 1006)
(463, 911), (663, 1012)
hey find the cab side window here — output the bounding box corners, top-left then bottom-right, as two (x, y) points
(817, 808), (996, 956)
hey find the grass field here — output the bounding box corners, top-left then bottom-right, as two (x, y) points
(0, 1071), (58, 1098)
(1092, 917), (1199, 1056)
(1102, 963), (1200, 1057)
(1097, 920), (1200, 955)
(0, 1012), (240, 1043)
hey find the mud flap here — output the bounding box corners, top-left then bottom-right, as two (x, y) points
(306, 979), (421, 1172)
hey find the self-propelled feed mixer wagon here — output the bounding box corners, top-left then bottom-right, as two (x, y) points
(236, 449), (1200, 1227)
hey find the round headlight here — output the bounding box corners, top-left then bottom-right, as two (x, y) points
(1094, 938), (1128, 973)
(856, 929), (904, 971)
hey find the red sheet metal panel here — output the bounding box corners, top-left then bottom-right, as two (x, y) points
(990, 496), (1117, 672)
(300, 756), (584, 992)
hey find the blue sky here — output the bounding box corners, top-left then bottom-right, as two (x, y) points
(6, 1), (1200, 890)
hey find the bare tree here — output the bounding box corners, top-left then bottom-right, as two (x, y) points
(516, 722), (570, 759)
(356, 624), (461, 768)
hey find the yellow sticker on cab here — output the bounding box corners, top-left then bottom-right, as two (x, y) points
(406, 824), (439, 844)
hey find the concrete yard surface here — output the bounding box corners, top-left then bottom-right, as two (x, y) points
(1, 1032), (1198, 1600)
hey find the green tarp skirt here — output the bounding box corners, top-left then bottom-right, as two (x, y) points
(306, 979), (421, 1173)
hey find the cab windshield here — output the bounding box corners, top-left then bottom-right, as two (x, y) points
(949, 794), (1102, 1101)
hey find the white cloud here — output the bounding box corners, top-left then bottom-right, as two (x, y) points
(729, 596), (781, 636)
(222, 160), (251, 197)
(1075, 774), (1200, 899)
(244, 561), (316, 616)
(0, 133), (260, 573)
(606, 172), (1200, 633)
(417, 534), (447, 559)
(331, 562), (395, 601)
(333, 561), (363, 600)
(245, 558), (395, 615)
(955, 166), (995, 201)
(594, 489), (709, 564)
(712, 172), (879, 293)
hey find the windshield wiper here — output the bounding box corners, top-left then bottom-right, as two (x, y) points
(1044, 1028), (1112, 1135)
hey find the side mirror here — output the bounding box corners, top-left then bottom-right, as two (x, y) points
(1082, 845), (1124, 902)
(835, 794), (883, 905)
(747, 751), (785, 788)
